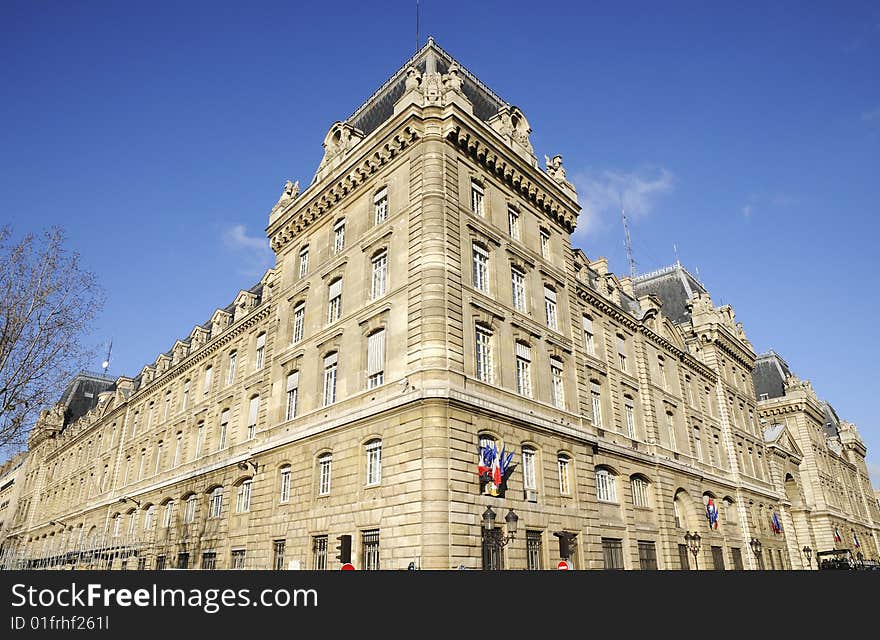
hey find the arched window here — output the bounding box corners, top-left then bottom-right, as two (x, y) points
(522, 446), (537, 492)
(595, 467), (617, 503)
(143, 504), (156, 531)
(236, 479), (252, 513)
(631, 475), (650, 508)
(365, 439), (382, 486)
(183, 494), (198, 523)
(163, 500), (176, 528)
(318, 453), (332, 496)
(279, 465), (292, 503)
(112, 513), (122, 538)
(557, 454), (571, 495)
(208, 487), (223, 519)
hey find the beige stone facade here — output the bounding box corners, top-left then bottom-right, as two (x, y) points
(1, 40), (877, 570)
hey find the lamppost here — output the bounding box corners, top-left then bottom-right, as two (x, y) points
(802, 545), (812, 569)
(750, 537), (763, 570)
(684, 531), (701, 570)
(119, 496), (141, 508)
(481, 506), (518, 570)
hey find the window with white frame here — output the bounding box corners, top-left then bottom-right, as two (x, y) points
(666, 412), (676, 450)
(146, 402), (154, 429)
(128, 511), (137, 535)
(131, 411), (140, 437)
(163, 501), (175, 528)
(318, 453), (332, 495)
(328, 278), (342, 324)
(515, 342), (532, 397)
(365, 439), (382, 486)
(507, 206), (521, 240)
(292, 303), (305, 344)
(367, 329), (386, 389)
(144, 505), (156, 530)
(371, 251), (388, 299)
(472, 243), (489, 293)
(182, 379), (190, 410)
(471, 180), (484, 217)
(511, 266), (526, 312)
(657, 356), (667, 390)
(374, 187), (388, 225)
(591, 382), (603, 428)
(138, 449), (146, 480)
(632, 476), (650, 508)
(203, 366), (212, 395)
(227, 351), (237, 385)
(208, 487), (223, 518)
(298, 245), (309, 278)
(195, 421), (205, 459)
(184, 494), (197, 523)
(540, 229), (550, 259)
(254, 333), (266, 370)
(113, 513), (121, 537)
(246, 395), (259, 440)
(173, 432), (182, 467)
(617, 335), (628, 372)
(583, 316), (596, 356)
(164, 391), (171, 420)
(279, 465), (291, 503)
(596, 468), (617, 502)
(522, 447), (537, 491)
(236, 480), (252, 513)
(693, 426), (703, 462)
(544, 285), (558, 330)
(333, 218), (346, 254)
(684, 375), (693, 405)
(558, 455), (571, 495)
(285, 371), (299, 421)
(323, 353), (338, 406)
(475, 325), (494, 383)
(624, 399), (636, 439)
(154, 441), (163, 474)
(219, 409), (229, 450)
(550, 357), (565, 409)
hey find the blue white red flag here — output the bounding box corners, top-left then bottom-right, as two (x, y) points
(833, 526), (842, 543)
(771, 512), (783, 534)
(853, 531), (860, 548)
(706, 498), (719, 529)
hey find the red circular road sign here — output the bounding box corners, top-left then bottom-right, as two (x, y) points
(341, 563), (355, 571)
(557, 560), (571, 570)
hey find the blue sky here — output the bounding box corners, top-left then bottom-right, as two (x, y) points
(2, 1), (879, 483)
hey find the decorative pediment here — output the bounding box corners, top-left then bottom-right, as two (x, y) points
(155, 353), (171, 373)
(189, 326), (210, 350)
(233, 290), (258, 322)
(140, 365), (155, 386)
(313, 121), (365, 184)
(488, 105), (536, 165)
(171, 340), (189, 364)
(211, 309), (232, 337)
(764, 422), (804, 458)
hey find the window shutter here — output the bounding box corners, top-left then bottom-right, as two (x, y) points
(221, 409), (230, 424)
(582, 316), (593, 332)
(329, 279), (343, 299)
(367, 330), (385, 375)
(473, 243), (488, 258)
(617, 336), (626, 354)
(373, 187), (387, 203)
(256, 334), (266, 349)
(286, 371), (299, 392)
(544, 285), (556, 303)
(324, 353), (338, 367)
(515, 342), (531, 360)
(334, 218), (345, 231)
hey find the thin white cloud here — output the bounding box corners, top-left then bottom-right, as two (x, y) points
(571, 167), (675, 238)
(222, 224), (274, 277)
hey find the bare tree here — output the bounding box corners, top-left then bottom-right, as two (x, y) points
(0, 226), (104, 452)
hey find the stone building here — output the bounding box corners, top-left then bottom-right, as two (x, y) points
(1, 39), (877, 570)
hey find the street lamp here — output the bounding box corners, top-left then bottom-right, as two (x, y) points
(48, 519), (66, 528)
(481, 506), (519, 547)
(802, 546), (812, 569)
(119, 496), (141, 508)
(684, 531), (701, 570)
(750, 537), (763, 569)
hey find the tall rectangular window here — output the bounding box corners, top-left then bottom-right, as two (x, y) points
(507, 206), (521, 240)
(318, 453), (332, 495)
(298, 246), (309, 278)
(632, 476), (650, 507)
(184, 494), (197, 523)
(362, 530), (380, 571)
(182, 380), (190, 410)
(471, 180), (484, 217)
(323, 354), (337, 406)
(201, 552), (217, 571)
(685, 375), (693, 405)
(550, 358), (565, 409)
(230, 549), (246, 569)
(328, 279), (342, 324)
(658, 357), (667, 390)
(583, 316), (596, 356)
(472, 244), (489, 293)
(209, 488), (223, 518)
(365, 440), (382, 486)
(515, 342), (532, 397)
(602, 538), (624, 570)
(367, 329), (386, 389)
(374, 187), (388, 225)
(279, 466), (291, 503)
(475, 326), (493, 383)
(526, 531), (543, 570)
(624, 400), (636, 438)
(693, 426), (703, 462)
(557, 456), (571, 495)
(164, 392), (171, 420)
(731, 547), (744, 570)
(195, 422), (205, 458)
(292, 303), (305, 344)
(254, 333), (266, 370)
(246, 396), (259, 440)
(163, 500), (175, 528)
(333, 218), (346, 254)
(227, 351), (237, 385)
(666, 412), (676, 450)
(285, 372), (299, 421)
(219, 409), (229, 450)
(173, 433), (182, 468)
(540, 230), (550, 259)
(371, 251), (388, 299)
(711, 546), (726, 571)
(236, 480), (252, 513)
(511, 267), (526, 312)
(312, 535), (328, 570)
(273, 540), (286, 571)
(522, 448), (537, 491)
(638, 541), (658, 570)
(591, 382), (603, 428)
(618, 335), (628, 372)
(154, 441), (163, 475)
(203, 366), (212, 395)
(176, 552), (189, 570)
(678, 544), (691, 570)
(544, 286), (558, 330)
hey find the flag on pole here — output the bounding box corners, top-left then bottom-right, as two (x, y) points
(771, 512), (783, 534)
(706, 498), (719, 529)
(833, 526), (842, 543)
(852, 531), (860, 548)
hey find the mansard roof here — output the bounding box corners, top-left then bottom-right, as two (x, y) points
(752, 350), (791, 400)
(632, 262), (708, 325)
(346, 37), (508, 137)
(58, 371), (117, 431)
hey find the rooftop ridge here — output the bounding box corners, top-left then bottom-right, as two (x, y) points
(633, 262), (706, 289)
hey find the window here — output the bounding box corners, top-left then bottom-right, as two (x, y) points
(666, 412), (676, 450)
(138, 449), (146, 480)
(544, 286), (558, 330)
(298, 245), (309, 278)
(638, 541), (658, 570)
(632, 476), (650, 508)
(246, 396), (259, 440)
(472, 243), (489, 293)
(693, 426), (703, 462)
(540, 230), (550, 259)
(236, 480), (252, 513)
(231, 549), (246, 570)
(367, 329), (386, 389)
(201, 552), (217, 571)
(678, 544), (691, 570)
(475, 325), (494, 383)
(657, 356), (667, 390)
(173, 432), (182, 468)
(203, 366), (212, 395)
(748, 409), (756, 434)
(195, 421), (205, 458)
(617, 335), (628, 372)
(624, 399), (636, 438)
(254, 333), (266, 370)
(322, 353), (337, 406)
(156, 555), (167, 571)
(163, 501), (175, 528)
(318, 453), (332, 495)
(312, 535), (328, 570)
(370, 251), (388, 299)
(164, 391), (171, 420)
(144, 505), (156, 531)
(328, 278), (342, 324)
(146, 402), (154, 430)
(365, 440), (382, 486)
(374, 187), (388, 225)
(154, 441), (163, 475)
(515, 342), (532, 397)
(279, 465), (291, 503)
(471, 180), (484, 217)
(557, 455), (571, 495)
(596, 468), (617, 502)
(285, 372), (299, 421)
(273, 540), (286, 571)
(511, 267), (526, 312)
(209, 487), (223, 519)
(731, 547), (744, 570)
(684, 375), (693, 405)
(526, 531), (543, 570)
(219, 409), (229, 450)
(184, 494), (197, 523)
(711, 546), (726, 571)
(550, 358), (565, 409)
(583, 316), (595, 356)
(333, 218), (346, 254)
(137, 557), (147, 571)
(591, 382), (603, 428)
(112, 513), (121, 537)
(482, 528), (504, 570)
(291, 303), (305, 344)
(362, 530), (380, 570)
(176, 552), (189, 570)
(227, 351), (237, 385)
(507, 206), (521, 240)
(602, 538), (624, 570)
(127, 511), (137, 535)
(522, 447), (537, 492)
(131, 411), (140, 437)
(182, 379), (190, 410)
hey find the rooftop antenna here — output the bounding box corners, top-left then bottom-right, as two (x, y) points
(101, 339), (112, 375)
(416, 0), (420, 52)
(674, 243), (680, 267)
(620, 192), (636, 279)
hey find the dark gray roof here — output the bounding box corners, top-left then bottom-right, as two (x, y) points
(58, 372), (117, 431)
(347, 38), (508, 137)
(822, 402), (840, 438)
(752, 351), (791, 401)
(633, 263), (708, 325)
